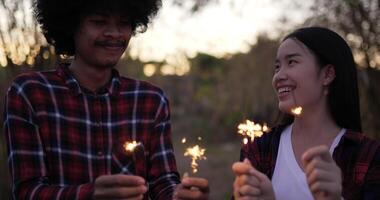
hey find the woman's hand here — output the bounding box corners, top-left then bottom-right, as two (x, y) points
(232, 159), (275, 200)
(302, 145), (342, 200)
(173, 175), (209, 200)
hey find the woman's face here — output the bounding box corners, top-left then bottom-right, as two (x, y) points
(272, 38), (328, 115)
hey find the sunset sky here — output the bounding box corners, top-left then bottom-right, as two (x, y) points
(129, 0), (312, 62)
(0, 0), (312, 72)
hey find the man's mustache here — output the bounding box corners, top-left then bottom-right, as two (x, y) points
(94, 40), (127, 47)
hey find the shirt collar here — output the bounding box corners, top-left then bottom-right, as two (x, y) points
(57, 63), (121, 96)
(339, 129), (363, 145)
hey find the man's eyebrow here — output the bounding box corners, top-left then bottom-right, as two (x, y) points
(89, 12), (109, 17)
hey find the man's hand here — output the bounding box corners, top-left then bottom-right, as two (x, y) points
(93, 174), (147, 200)
(232, 158), (275, 200)
(302, 145), (342, 200)
(173, 175), (209, 200)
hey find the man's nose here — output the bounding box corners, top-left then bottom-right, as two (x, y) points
(104, 24), (124, 38)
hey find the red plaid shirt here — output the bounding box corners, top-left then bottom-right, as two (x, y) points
(4, 64), (180, 199)
(240, 125), (380, 200)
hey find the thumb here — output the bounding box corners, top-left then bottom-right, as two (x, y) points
(232, 159), (253, 175)
(243, 158), (252, 166)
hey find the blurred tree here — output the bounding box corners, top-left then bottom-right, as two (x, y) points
(307, 0), (379, 69)
(305, 0), (380, 138)
(0, 0), (47, 67)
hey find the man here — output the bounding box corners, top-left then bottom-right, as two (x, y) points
(3, 0), (209, 199)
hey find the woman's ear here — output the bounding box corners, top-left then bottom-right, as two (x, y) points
(322, 64), (336, 86)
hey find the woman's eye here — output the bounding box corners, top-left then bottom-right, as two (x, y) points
(274, 64), (280, 73)
(288, 59), (297, 65)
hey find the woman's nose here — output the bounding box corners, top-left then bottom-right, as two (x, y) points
(273, 67), (287, 82)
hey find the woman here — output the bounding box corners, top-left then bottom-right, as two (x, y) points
(232, 27), (380, 200)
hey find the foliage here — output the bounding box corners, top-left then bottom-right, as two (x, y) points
(305, 0), (380, 138)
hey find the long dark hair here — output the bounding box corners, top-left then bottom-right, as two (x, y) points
(276, 27), (362, 132)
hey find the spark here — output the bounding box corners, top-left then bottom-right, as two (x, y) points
(243, 138), (249, 145)
(291, 106), (303, 116)
(237, 120), (270, 143)
(184, 145), (207, 173)
(123, 141), (141, 152)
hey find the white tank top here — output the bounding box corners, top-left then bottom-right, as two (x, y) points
(271, 124), (345, 200)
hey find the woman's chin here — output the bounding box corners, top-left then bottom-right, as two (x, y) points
(278, 103), (292, 113)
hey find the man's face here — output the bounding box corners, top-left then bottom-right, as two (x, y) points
(74, 12), (132, 69)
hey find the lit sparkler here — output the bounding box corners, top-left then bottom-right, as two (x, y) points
(291, 106), (303, 116)
(237, 120), (270, 144)
(184, 145), (207, 173)
(181, 137), (187, 144)
(290, 91), (303, 116)
(123, 141), (141, 152)
(123, 141), (146, 178)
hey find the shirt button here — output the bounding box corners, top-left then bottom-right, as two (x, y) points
(97, 151), (103, 156)
(96, 122), (102, 127)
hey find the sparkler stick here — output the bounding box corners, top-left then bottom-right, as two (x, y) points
(237, 120), (270, 144)
(123, 141), (146, 178)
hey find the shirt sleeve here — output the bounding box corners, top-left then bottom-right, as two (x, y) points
(147, 94), (180, 200)
(3, 83), (94, 200)
(362, 146), (380, 199)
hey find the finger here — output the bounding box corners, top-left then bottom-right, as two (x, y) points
(182, 177), (209, 193)
(306, 168), (334, 186)
(176, 186), (208, 200)
(248, 167), (269, 183)
(309, 181), (341, 195)
(302, 146), (332, 165)
(125, 195), (145, 200)
(94, 185), (147, 199)
(304, 157), (330, 177)
(238, 184), (261, 196)
(236, 174), (260, 188)
(233, 180), (261, 200)
(232, 161), (253, 175)
(233, 179), (241, 198)
(96, 175), (145, 187)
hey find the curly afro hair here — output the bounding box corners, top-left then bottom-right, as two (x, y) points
(34, 0), (162, 55)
